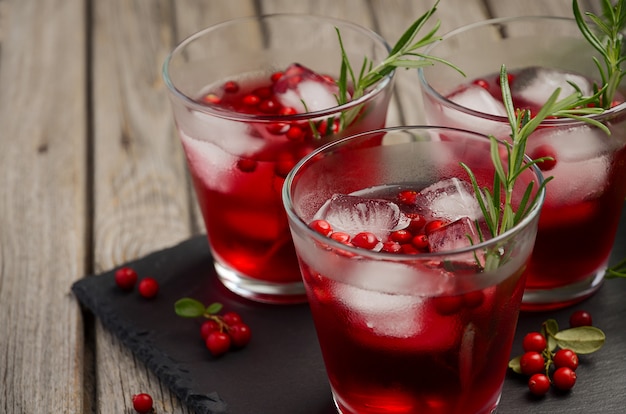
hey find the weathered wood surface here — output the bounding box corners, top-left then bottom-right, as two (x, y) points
(0, 0), (603, 413)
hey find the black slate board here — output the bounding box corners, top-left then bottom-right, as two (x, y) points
(72, 204), (626, 414)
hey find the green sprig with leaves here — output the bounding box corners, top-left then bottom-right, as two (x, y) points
(462, 65), (605, 245)
(333, 0), (462, 130)
(573, 0), (626, 109)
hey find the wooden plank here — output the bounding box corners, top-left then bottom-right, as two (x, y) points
(0, 0), (86, 412)
(91, 1), (256, 412)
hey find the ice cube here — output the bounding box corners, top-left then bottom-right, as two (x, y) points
(416, 178), (483, 221)
(179, 131), (236, 193)
(314, 194), (410, 240)
(428, 216), (481, 253)
(272, 63), (342, 112)
(448, 84), (508, 117)
(511, 66), (594, 107)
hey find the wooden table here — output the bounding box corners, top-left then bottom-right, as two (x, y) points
(0, 1), (619, 413)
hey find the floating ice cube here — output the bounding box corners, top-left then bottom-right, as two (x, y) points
(511, 66), (593, 107)
(179, 131), (236, 193)
(448, 84), (508, 116)
(416, 178), (483, 221)
(272, 63), (342, 112)
(187, 109), (265, 157)
(314, 194), (410, 240)
(428, 216), (480, 253)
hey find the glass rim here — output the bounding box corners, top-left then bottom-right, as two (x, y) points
(162, 13), (394, 122)
(417, 15), (626, 125)
(282, 125), (546, 261)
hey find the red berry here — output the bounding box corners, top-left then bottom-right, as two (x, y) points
(381, 241), (402, 253)
(222, 311), (242, 326)
(236, 158), (257, 173)
(309, 219), (333, 236)
(206, 331), (231, 356)
(397, 190), (418, 204)
(223, 81), (239, 93)
(406, 214), (426, 232)
(425, 219), (446, 234)
(472, 78), (490, 89)
(462, 290), (484, 308)
(138, 277), (159, 299)
(569, 310), (593, 328)
(400, 243), (420, 255)
(270, 71), (284, 82)
(522, 332), (547, 353)
(552, 367), (577, 391)
(114, 267), (138, 290)
(132, 393), (153, 413)
(200, 320), (220, 340)
(330, 232), (351, 243)
(411, 234), (429, 250)
(228, 323), (251, 348)
(433, 295), (463, 316)
(553, 349), (579, 371)
(528, 373), (551, 396)
(520, 351), (546, 376)
(286, 125), (305, 141)
(351, 232), (379, 250)
(242, 94), (260, 106)
(390, 229), (412, 243)
(530, 144), (557, 171)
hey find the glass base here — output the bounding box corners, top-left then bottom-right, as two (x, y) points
(214, 260), (307, 304)
(520, 268), (605, 312)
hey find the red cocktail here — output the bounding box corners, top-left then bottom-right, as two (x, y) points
(284, 127), (545, 413)
(164, 15), (393, 303)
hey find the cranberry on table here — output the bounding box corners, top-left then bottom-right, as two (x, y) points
(228, 323), (252, 348)
(114, 267), (138, 290)
(132, 393), (154, 413)
(522, 332), (547, 353)
(552, 367), (577, 391)
(206, 331), (232, 356)
(569, 310), (593, 328)
(520, 351), (546, 376)
(138, 277), (159, 299)
(528, 373), (551, 396)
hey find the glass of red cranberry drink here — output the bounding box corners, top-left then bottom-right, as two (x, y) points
(283, 126), (545, 414)
(419, 16), (626, 311)
(163, 15), (394, 303)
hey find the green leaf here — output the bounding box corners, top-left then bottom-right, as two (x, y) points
(508, 355), (522, 374)
(554, 326), (606, 354)
(174, 298), (206, 318)
(205, 302), (223, 315)
(542, 318), (560, 351)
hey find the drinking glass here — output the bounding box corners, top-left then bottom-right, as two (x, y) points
(283, 126), (545, 414)
(419, 16), (626, 311)
(163, 14), (394, 303)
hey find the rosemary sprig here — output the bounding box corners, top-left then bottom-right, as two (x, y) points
(333, 0), (462, 130)
(462, 65), (605, 242)
(573, 0), (626, 108)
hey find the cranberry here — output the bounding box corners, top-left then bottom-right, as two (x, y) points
(530, 144), (557, 171)
(569, 310), (593, 328)
(266, 122), (289, 135)
(223, 81), (239, 93)
(200, 320), (220, 340)
(390, 229), (412, 243)
(201, 93), (221, 105)
(462, 290), (484, 308)
(400, 244), (420, 255)
(411, 234), (429, 250)
(425, 219), (446, 234)
(309, 219), (333, 236)
(253, 86), (272, 99)
(528, 373), (551, 396)
(242, 94), (260, 106)
(472, 78), (490, 89)
(552, 367), (577, 391)
(406, 213), (426, 232)
(397, 190), (417, 204)
(279, 106), (298, 116)
(286, 125), (305, 141)
(138, 277), (159, 299)
(330, 232), (351, 243)
(206, 331), (232, 356)
(522, 332), (547, 353)
(553, 349), (579, 371)
(132, 393), (154, 413)
(222, 311), (242, 326)
(381, 241), (402, 253)
(270, 71), (284, 82)
(236, 158), (257, 172)
(351, 232), (379, 250)
(520, 351), (545, 376)
(114, 267), (138, 290)
(228, 323), (252, 348)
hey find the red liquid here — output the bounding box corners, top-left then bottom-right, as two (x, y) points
(181, 66), (391, 286)
(297, 184), (528, 414)
(441, 69), (626, 310)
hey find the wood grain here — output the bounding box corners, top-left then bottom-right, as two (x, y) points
(0, 0), (86, 412)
